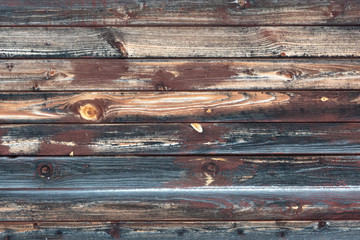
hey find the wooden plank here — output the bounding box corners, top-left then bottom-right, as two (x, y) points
(1, 27), (360, 58)
(0, 91), (359, 123)
(0, 187), (359, 221)
(1, 221), (360, 239)
(1, 156), (360, 188)
(1, 0), (360, 26)
(2, 59), (360, 91)
(1, 123), (360, 155)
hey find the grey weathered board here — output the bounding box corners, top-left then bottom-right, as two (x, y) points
(0, 27), (360, 58)
(0, 0), (360, 26)
(0, 156), (359, 188)
(0, 187), (360, 221)
(1, 221), (359, 240)
(1, 0), (360, 238)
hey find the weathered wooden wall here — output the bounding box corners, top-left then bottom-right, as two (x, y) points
(0, 0), (360, 239)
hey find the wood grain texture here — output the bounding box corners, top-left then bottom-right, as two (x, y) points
(1, 0), (360, 26)
(1, 27), (360, 58)
(2, 59), (360, 91)
(0, 91), (359, 123)
(1, 221), (360, 240)
(1, 123), (360, 155)
(1, 156), (360, 188)
(0, 187), (359, 221)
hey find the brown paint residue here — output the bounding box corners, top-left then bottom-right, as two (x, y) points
(150, 62), (238, 90)
(260, 29), (279, 43)
(37, 129), (96, 156)
(72, 60), (129, 86)
(0, 128), (10, 155)
(326, 2), (346, 19)
(178, 123), (229, 153)
(108, 222), (121, 239)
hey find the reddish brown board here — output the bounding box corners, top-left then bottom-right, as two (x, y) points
(1, 59), (360, 91)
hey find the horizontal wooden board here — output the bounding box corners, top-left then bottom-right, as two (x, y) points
(0, 91), (359, 123)
(1, 221), (360, 240)
(1, 156), (360, 188)
(1, 123), (360, 155)
(2, 59), (360, 91)
(1, 27), (360, 58)
(0, 187), (359, 221)
(1, 0), (360, 26)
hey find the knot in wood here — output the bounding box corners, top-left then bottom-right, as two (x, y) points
(48, 68), (56, 77)
(202, 162), (219, 174)
(37, 163), (53, 178)
(79, 103), (101, 121)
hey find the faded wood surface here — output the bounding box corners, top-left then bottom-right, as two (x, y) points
(1, 221), (360, 240)
(2, 59), (360, 91)
(0, 91), (359, 123)
(1, 0), (360, 26)
(0, 156), (359, 188)
(0, 187), (359, 221)
(1, 123), (360, 155)
(1, 27), (360, 58)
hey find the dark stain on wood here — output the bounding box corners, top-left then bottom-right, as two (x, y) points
(1, 123), (360, 155)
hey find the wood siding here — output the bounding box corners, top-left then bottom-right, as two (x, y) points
(0, 0), (359, 239)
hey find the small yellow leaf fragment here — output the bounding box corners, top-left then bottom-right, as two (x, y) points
(191, 123), (203, 133)
(321, 97), (329, 102)
(69, 151), (74, 156)
(206, 109), (212, 113)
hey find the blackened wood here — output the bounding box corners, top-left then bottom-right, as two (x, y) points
(0, 0), (360, 26)
(0, 187), (359, 221)
(1, 221), (360, 240)
(0, 91), (359, 123)
(0, 123), (360, 155)
(1, 27), (360, 58)
(1, 156), (360, 188)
